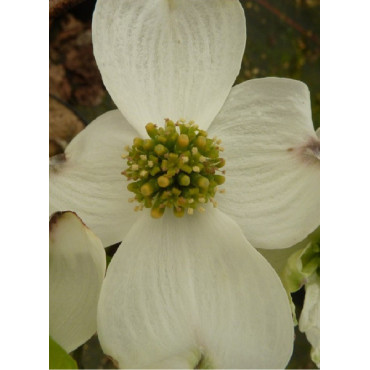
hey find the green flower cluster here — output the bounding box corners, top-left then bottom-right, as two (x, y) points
(122, 119), (226, 218)
(282, 240), (320, 293)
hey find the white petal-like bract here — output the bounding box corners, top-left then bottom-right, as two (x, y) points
(209, 77), (320, 250)
(49, 211), (106, 353)
(49, 110), (140, 247)
(98, 208), (294, 369)
(299, 276), (320, 367)
(92, 0), (246, 136)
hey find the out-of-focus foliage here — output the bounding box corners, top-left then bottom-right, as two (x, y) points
(238, 0), (320, 129)
(49, 337), (77, 369)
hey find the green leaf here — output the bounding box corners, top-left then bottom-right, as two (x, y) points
(106, 253), (112, 267)
(49, 336), (78, 369)
(281, 241), (320, 293)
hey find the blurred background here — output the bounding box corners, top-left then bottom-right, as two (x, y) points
(49, 0), (319, 368)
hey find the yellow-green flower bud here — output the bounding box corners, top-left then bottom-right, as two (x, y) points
(158, 176), (171, 188)
(177, 134), (189, 149)
(140, 183), (155, 197)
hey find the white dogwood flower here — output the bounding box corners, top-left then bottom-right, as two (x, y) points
(260, 230), (320, 367)
(49, 0), (320, 368)
(49, 211), (106, 353)
(300, 274), (320, 367)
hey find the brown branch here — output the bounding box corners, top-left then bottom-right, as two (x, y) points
(253, 0), (319, 44)
(49, 0), (86, 20)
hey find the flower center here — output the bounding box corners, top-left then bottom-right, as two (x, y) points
(122, 119), (226, 218)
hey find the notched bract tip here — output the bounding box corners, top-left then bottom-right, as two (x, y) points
(288, 136), (320, 165)
(49, 153), (67, 172)
(49, 211), (85, 233)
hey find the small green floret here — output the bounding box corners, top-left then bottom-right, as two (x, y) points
(122, 119), (226, 218)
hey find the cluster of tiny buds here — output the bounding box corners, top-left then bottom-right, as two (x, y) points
(122, 119), (226, 218)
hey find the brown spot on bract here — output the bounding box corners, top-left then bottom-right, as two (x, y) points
(49, 211), (84, 233)
(49, 211), (64, 232)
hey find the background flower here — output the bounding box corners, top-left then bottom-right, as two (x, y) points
(49, 211), (106, 353)
(260, 228), (320, 367)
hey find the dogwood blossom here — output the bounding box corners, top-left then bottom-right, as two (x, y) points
(300, 274), (320, 367)
(260, 229), (320, 367)
(49, 0), (319, 368)
(49, 211), (106, 353)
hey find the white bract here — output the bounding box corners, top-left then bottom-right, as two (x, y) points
(300, 274), (320, 368)
(260, 231), (320, 368)
(49, 0), (320, 368)
(49, 211), (106, 353)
